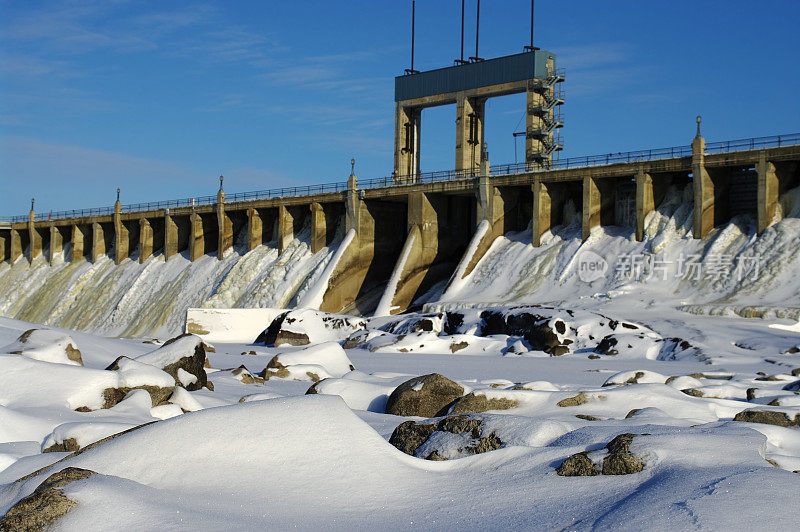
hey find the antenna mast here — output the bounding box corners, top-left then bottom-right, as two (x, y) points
(524, 0), (539, 52)
(405, 1), (419, 74)
(469, 0), (483, 62)
(455, 0), (468, 65)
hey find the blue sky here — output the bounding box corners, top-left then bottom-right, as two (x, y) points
(1, 0), (799, 216)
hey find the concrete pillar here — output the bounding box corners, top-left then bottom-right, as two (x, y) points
(320, 171), (378, 313)
(635, 167), (654, 242)
(114, 201), (129, 264)
(9, 229), (22, 263)
(582, 177), (602, 241)
(394, 104), (421, 182)
(164, 211), (178, 260)
(310, 202), (327, 253)
(532, 178), (551, 247)
(455, 96), (485, 173)
(49, 225), (63, 263)
(692, 134), (714, 239)
(70, 225), (83, 261)
(757, 151), (779, 234)
(247, 208), (263, 252)
(345, 173), (360, 235)
(27, 210), (41, 261)
(216, 190), (232, 260)
(526, 88), (547, 169)
(278, 204), (293, 254)
(475, 175), (503, 229)
(0, 234), (4, 265)
(91, 222), (105, 262)
(139, 218), (153, 263)
(189, 212), (204, 261)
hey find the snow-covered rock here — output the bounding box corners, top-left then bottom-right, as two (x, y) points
(133, 334), (210, 391)
(256, 309), (367, 346)
(2, 329), (83, 366)
(260, 342), (354, 382)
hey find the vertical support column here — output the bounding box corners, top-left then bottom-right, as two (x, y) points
(91, 223), (105, 262)
(246, 208), (263, 252)
(310, 202), (326, 253)
(757, 151), (779, 234)
(70, 225), (83, 261)
(582, 176), (602, 241)
(27, 208), (41, 261)
(164, 211), (178, 260)
(692, 131), (713, 239)
(475, 175), (501, 229)
(635, 167), (654, 242)
(455, 95), (485, 173)
(216, 189), (232, 260)
(278, 204), (293, 254)
(189, 212), (204, 261)
(9, 229), (22, 263)
(345, 172), (360, 236)
(139, 218), (153, 263)
(49, 225), (63, 263)
(394, 104), (421, 182)
(0, 234), (4, 265)
(409, 192), (438, 237)
(532, 178), (551, 247)
(114, 201), (129, 264)
(526, 88), (546, 169)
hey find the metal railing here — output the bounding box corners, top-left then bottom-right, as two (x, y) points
(3, 132), (798, 224)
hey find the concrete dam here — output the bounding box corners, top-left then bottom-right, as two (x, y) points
(1, 49), (800, 335)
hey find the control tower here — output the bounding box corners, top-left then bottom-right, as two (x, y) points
(394, 49), (564, 182)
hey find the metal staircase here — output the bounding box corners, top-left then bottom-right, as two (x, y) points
(525, 69), (565, 169)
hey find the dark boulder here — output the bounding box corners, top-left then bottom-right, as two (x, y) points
(385, 373), (464, 417)
(388, 415), (502, 460)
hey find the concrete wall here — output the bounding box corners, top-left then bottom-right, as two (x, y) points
(321, 196), (408, 315)
(4, 141), (799, 317)
(382, 192), (474, 314)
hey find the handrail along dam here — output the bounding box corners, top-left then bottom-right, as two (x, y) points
(2, 48), (799, 317)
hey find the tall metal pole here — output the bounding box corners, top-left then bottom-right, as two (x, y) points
(475, 0), (480, 60)
(525, 0), (538, 52)
(460, 0), (465, 62)
(411, 1), (415, 72)
(531, 0), (534, 50)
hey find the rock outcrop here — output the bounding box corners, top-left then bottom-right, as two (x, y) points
(256, 309), (368, 347)
(258, 342), (355, 382)
(448, 393), (519, 415)
(0, 467), (96, 531)
(101, 356), (177, 408)
(389, 415), (502, 460)
(479, 309), (571, 356)
(556, 433), (646, 476)
(3, 329), (83, 366)
(733, 410), (800, 427)
(133, 334), (210, 391)
(385, 373), (464, 417)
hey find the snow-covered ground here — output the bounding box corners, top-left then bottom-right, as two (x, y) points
(3, 190), (800, 528)
(2, 303), (800, 529)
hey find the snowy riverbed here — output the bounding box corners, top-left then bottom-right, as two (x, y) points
(2, 304), (800, 529)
